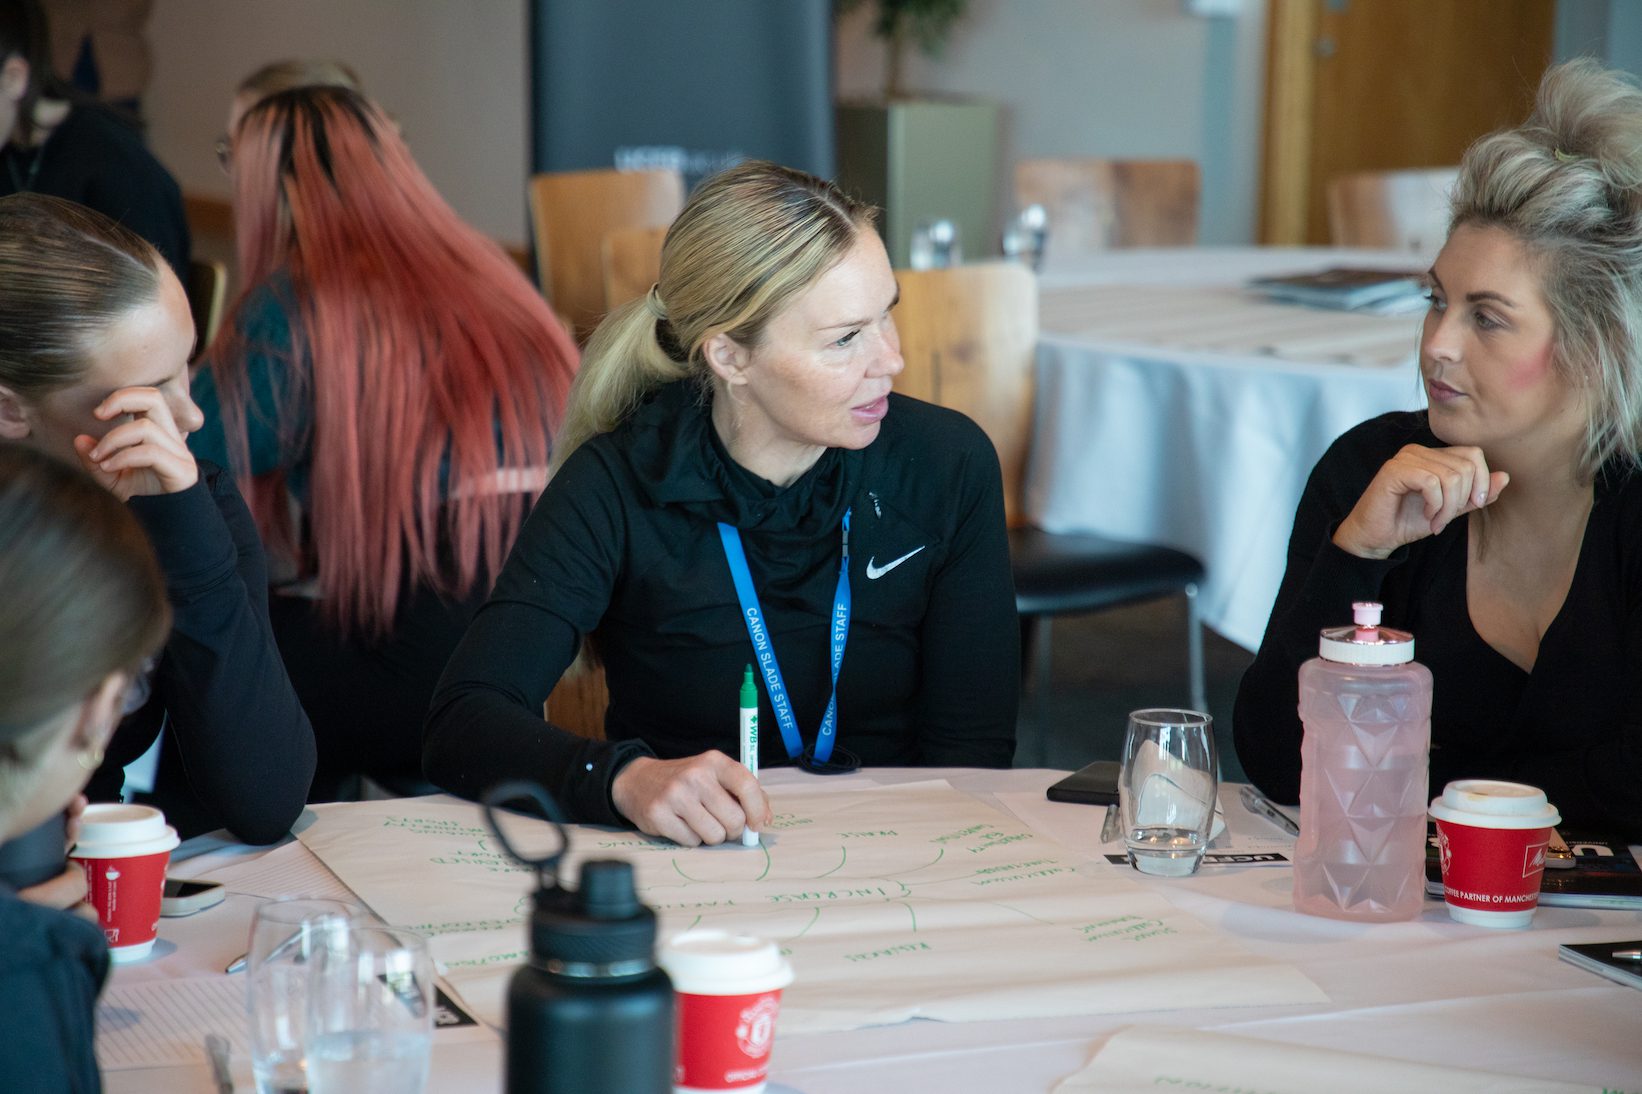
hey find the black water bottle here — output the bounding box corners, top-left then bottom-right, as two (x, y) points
(483, 782), (673, 1094)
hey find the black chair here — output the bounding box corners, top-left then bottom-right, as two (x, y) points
(894, 262), (1207, 765)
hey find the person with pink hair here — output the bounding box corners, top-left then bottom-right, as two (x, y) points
(192, 85), (578, 797)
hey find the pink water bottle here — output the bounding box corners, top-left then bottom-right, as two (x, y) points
(1292, 601), (1432, 922)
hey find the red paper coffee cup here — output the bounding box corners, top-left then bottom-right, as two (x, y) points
(1428, 779), (1560, 929)
(659, 929), (793, 1094)
(69, 804), (179, 962)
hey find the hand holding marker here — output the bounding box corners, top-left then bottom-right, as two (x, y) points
(740, 666), (760, 847)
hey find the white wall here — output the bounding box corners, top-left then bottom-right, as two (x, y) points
(143, 1), (1268, 250)
(835, 0), (1269, 246)
(145, 0), (531, 246)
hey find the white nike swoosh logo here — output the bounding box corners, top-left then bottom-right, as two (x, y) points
(865, 546), (926, 579)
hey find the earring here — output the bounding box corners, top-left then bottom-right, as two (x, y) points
(76, 746), (105, 771)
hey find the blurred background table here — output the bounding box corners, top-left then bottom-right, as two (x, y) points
(1026, 247), (1431, 651)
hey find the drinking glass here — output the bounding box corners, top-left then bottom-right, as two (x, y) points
(1001, 204), (1049, 271)
(246, 898), (368, 1094)
(1120, 708), (1218, 877)
(306, 926), (433, 1094)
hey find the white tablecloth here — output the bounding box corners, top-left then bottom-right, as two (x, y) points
(1025, 248), (1432, 651)
(104, 768), (1642, 1093)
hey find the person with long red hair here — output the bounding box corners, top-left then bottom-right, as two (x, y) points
(192, 85), (577, 797)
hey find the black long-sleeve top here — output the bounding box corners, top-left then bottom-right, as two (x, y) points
(0, 102), (190, 282)
(424, 381), (1019, 824)
(0, 885), (107, 1093)
(83, 464), (315, 844)
(1234, 412), (1642, 840)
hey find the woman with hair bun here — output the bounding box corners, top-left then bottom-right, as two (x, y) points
(0, 442), (171, 1089)
(0, 193), (313, 845)
(192, 85), (578, 796)
(425, 160), (1018, 846)
(1236, 59), (1642, 839)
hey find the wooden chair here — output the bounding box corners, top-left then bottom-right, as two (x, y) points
(545, 661), (609, 741)
(894, 262), (1206, 765)
(185, 258), (228, 361)
(527, 168), (685, 342)
(1013, 159), (1200, 258)
(1326, 167), (1458, 252)
(601, 225), (670, 314)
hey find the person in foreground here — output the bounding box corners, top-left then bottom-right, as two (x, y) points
(1235, 59), (1642, 840)
(0, 193), (314, 843)
(0, 442), (171, 1093)
(191, 85), (577, 796)
(425, 161), (1018, 846)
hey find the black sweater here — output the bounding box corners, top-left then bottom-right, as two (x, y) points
(1234, 412), (1642, 839)
(0, 102), (189, 282)
(0, 886), (106, 1093)
(424, 382), (1019, 824)
(83, 465), (316, 843)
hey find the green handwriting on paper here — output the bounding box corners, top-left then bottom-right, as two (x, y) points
(844, 941), (933, 963)
(930, 823), (1035, 854)
(652, 898), (740, 911)
(405, 917), (521, 937)
(445, 948), (529, 969)
(381, 816), (487, 838)
(427, 849), (529, 873)
(1079, 915), (1177, 942)
(765, 813), (814, 831)
(768, 884), (905, 904)
(839, 830), (898, 838)
(970, 860), (1070, 886)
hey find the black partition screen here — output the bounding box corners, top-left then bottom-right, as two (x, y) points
(528, 0), (834, 192)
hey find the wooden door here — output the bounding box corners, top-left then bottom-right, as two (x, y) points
(1262, 0), (1554, 245)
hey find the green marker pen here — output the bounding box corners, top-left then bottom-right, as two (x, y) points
(739, 665), (760, 847)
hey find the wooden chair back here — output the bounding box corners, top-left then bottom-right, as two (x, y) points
(1326, 167), (1458, 252)
(544, 660), (609, 741)
(1013, 158), (1200, 257)
(185, 258), (228, 360)
(893, 262), (1038, 527)
(527, 168), (685, 342)
(601, 225), (670, 314)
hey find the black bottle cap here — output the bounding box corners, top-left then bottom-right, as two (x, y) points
(530, 858), (657, 968)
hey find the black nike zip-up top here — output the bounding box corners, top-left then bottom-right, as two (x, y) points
(424, 380), (1019, 824)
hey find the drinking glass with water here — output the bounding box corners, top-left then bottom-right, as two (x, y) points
(247, 898), (368, 1094)
(305, 925), (433, 1094)
(1119, 708), (1218, 877)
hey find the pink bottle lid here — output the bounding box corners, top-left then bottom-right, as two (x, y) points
(1318, 601), (1414, 665)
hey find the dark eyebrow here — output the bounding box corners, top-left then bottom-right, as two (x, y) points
(818, 286), (902, 331)
(1465, 290), (1520, 308)
(1427, 268), (1519, 308)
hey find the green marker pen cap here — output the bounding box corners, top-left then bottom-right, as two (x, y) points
(740, 665), (757, 707)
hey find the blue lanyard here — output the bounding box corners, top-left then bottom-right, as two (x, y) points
(717, 509), (850, 765)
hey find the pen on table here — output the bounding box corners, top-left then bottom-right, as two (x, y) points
(739, 665), (760, 848)
(224, 952), (247, 974)
(1100, 803), (1122, 844)
(205, 1033), (234, 1093)
(1239, 784), (1300, 837)
(1614, 949), (1642, 960)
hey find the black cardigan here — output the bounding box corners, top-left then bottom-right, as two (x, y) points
(0, 886), (107, 1093)
(1234, 411), (1642, 840)
(84, 464), (315, 843)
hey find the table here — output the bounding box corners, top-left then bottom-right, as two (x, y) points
(1025, 248), (1433, 651)
(102, 767), (1642, 1092)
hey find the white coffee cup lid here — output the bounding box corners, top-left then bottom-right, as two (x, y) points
(1428, 779), (1560, 830)
(70, 803), (180, 859)
(659, 928), (793, 995)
